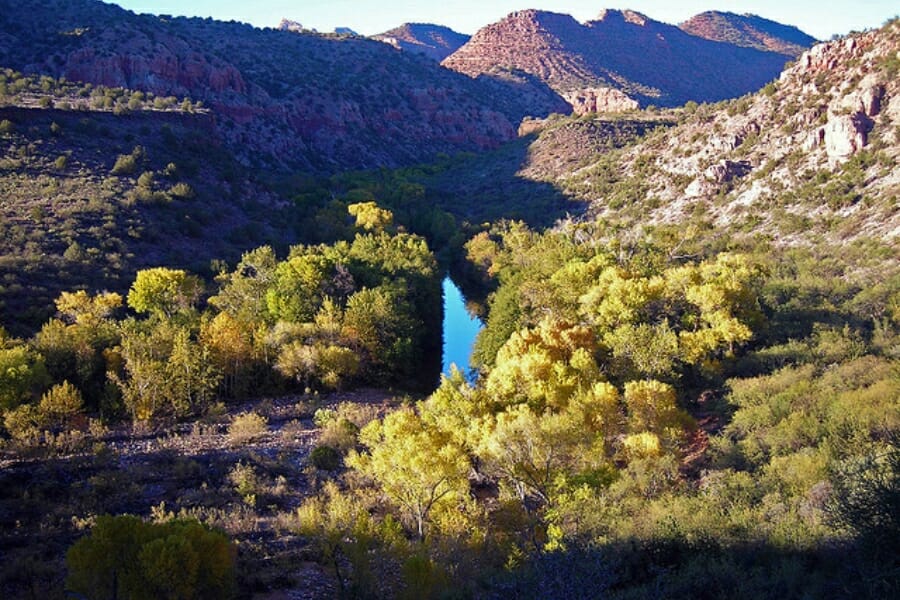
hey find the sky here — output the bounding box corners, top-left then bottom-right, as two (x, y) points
(112, 1), (898, 40)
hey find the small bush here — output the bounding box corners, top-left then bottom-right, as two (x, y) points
(137, 170), (155, 189)
(228, 462), (263, 498)
(310, 445), (341, 470)
(227, 412), (268, 445)
(110, 153), (137, 175)
(3, 403), (41, 443)
(110, 145), (144, 176)
(169, 182), (195, 199)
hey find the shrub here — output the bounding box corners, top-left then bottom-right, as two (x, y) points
(137, 171), (155, 189)
(169, 182), (194, 199)
(111, 146), (144, 176)
(3, 403), (41, 443)
(228, 462), (263, 498)
(66, 515), (236, 600)
(38, 380), (83, 428)
(310, 445), (341, 470)
(227, 411), (267, 445)
(110, 153), (137, 175)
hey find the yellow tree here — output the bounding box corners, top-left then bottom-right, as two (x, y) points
(348, 408), (469, 539)
(348, 201), (394, 232)
(622, 379), (692, 451)
(56, 290), (123, 326)
(485, 318), (598, 411)
(200, 312), (259, 397)
(473, 403), (610, 506)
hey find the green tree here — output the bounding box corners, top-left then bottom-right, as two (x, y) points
(66, 515), (236, 600)
(209, 246), (278, 324)
(0, 345), (49, 410)
(265, 250), (337, 323)
(165, 328), (221, 416)
(343, 285), (418, 379)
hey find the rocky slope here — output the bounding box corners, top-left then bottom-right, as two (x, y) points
(520, 19), (899, 247)
(442, 9), (809, 115)
(0, 0), (528, 172)
(680, 11), (817, 57)
(373, 23), (470, 62)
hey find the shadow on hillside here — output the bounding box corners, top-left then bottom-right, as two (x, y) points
(426, 134), (584, 230)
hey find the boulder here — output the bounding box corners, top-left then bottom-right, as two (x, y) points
(686, 159), (752, 197)
(704, 159), (752, 184)
(859, 84), (884, 117)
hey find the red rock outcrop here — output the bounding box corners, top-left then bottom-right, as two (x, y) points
(63, 46), (246, 96)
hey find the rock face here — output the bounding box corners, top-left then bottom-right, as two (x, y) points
(442, 9), (810, 113)
(563, 88), (639, 115)
(680, 11), (816, 57)
(0, 0), (527, 172)
(373, 23), (470, 62)
(785, 40), (890, 163)
(823, 114), (870, 161)
(62, 44), (247, 96)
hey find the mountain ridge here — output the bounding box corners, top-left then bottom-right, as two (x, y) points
(442, 8), (813, 114)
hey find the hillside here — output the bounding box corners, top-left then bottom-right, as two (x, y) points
(442, 9), (808, 114)
(373, 23), (470, 61)
(0, 71), (304, 333)
(552, 23), (900, 249)
(0, 0), (528, 172)
(680, 11), (818, 56)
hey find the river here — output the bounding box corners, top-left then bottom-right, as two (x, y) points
(441, 277), (483, 379)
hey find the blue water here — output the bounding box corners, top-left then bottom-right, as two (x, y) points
(442, 277), (483, 378)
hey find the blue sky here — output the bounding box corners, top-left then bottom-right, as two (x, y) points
(113, 1), (897, 40)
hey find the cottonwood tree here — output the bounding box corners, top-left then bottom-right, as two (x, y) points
(349, 407), (469, 539)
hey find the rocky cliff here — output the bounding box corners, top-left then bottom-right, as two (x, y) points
(442, 9), (811, 114)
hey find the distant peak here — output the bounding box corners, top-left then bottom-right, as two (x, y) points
(596, 9), (650, 26)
